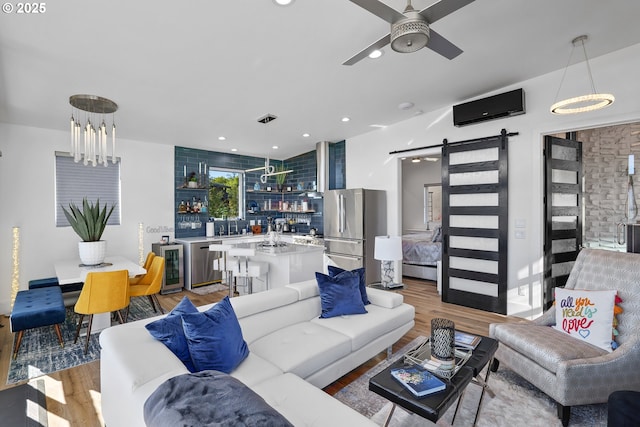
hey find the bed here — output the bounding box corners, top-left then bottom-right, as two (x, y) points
(402, 229), (442, 288)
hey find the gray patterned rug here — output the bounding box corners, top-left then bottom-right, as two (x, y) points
(334, 336), (607, 426)
(7, 297), (157, 384)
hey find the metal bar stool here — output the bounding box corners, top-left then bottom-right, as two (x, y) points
(228, 247), (269, 295)
(209, 243), (235, 297)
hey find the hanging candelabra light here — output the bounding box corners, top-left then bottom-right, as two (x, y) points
(69, 94), (118, 166)
(550, 35), (615, 115)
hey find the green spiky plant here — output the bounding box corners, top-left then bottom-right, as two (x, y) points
(61, 198), (116, 242)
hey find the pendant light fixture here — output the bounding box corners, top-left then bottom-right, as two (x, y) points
(69, 94), (118, 166)
(550, 35), (614, 115)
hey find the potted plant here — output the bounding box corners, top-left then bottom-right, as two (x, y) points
(188, 172), (199, 188)
(61, 198), (116, 265)
(275, 164), (288, 192)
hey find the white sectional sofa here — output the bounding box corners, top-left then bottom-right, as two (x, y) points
(100, 279), (415, 426)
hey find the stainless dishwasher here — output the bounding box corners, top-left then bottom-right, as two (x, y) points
(189, 240), (222, 289)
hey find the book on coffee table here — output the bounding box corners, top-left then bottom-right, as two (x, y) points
(454, 330), (481, 350)
(390, 367), (446, 397)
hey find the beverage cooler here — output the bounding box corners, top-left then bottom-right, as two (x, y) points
(152, 243), (184, 294)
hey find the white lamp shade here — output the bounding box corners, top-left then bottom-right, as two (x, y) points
(374, 236), (402, 261)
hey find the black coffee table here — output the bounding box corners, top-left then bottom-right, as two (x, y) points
(369, 335), (498, 426)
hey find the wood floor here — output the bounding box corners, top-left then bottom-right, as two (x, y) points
(0, 277), (524, 426)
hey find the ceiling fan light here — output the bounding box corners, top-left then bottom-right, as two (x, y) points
(391, 13), (429, 53)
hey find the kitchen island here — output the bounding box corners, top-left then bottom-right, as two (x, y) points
(176, 234), (324, 293)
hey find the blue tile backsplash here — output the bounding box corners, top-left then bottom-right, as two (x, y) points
(174, 142), (345, 238)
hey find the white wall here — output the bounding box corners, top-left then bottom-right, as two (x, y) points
(346, 43), (640, 318)
(0, 123), (174, 314)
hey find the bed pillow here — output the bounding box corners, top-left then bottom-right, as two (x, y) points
(181, 296), (249, 373)
(553, 288), (616, 352)
(145, 296), (199, 372)
(327, 265), (370, 305)
(432, 226), (442, 242)
(316, 271), (368, 319)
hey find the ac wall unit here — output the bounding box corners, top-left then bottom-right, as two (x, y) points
(453, 88), (525, 127)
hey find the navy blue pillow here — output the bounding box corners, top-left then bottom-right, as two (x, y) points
(316, 271), (368, 319)
(328, 266), (370, 305)
(145, 296), (198, 372)
(181, 296), (249, 374)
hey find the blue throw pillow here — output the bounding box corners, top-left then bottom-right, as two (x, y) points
(145, 296), (198, 372)
(316, 271), (368, 319)
(328, 266), (370, 305)
(181, 296), (249, 374)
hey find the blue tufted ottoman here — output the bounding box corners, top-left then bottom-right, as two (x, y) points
(10, 286), (66, 359)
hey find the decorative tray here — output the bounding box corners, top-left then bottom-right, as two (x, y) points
(404, 337), (472, 379)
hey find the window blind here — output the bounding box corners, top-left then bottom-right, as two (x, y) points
(55, 152), (121, 227)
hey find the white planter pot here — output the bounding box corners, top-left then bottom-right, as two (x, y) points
(79, 240), (107, 266)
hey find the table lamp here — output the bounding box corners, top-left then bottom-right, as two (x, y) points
(374, 235), (402, 288)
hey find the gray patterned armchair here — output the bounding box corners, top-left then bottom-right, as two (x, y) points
(489, 249), (640, 427)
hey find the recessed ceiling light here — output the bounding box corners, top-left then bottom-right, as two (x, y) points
(272, 145), (279, 150)
(368, 50), (383, 59)
(273, 0), (294, 5)
(341, 117), (350, 122)
(231, 148), (238, 152)
(424, 157), (439, 162)
(218, 136), (226, 141)
(398, 102), (414, 110)
(411, 157), (421, 163)
(302, 133), (310, 138)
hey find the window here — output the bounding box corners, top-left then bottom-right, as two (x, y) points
(208, 168), (244, 219)
(55, 152), (121, 226)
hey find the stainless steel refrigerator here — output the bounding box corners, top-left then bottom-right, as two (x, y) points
(323, 188), (387, 285)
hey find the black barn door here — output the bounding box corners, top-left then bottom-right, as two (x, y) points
(543, 135), (583, 309)
(441, 133), (509, 314)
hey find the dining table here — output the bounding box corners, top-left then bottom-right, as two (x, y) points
(54, 255), (146, 333)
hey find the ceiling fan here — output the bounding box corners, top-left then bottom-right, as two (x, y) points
(343, 0), (475, 65)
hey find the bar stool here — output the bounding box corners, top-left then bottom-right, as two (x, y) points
(228, 247), (269, 294)
(209, 243), (235, 297)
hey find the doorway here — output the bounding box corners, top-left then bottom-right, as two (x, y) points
(542, 121), (640, 308)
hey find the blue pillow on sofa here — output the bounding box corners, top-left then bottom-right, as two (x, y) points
(316, 271), (368, 319)
(181, 296), (249, 374)
(328, 266), (370, 305)
(145, 296), (198, 372)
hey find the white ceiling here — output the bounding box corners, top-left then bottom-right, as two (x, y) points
(1, 0), (640, 159)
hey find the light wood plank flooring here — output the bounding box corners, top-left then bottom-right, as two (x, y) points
(0, 278), (524, 426)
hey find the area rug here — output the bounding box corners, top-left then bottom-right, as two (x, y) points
(0, 378), (48, 426)
(7, 297), (157, 384)
(334, 336), (607, 427)
(189, 283), (229, 295)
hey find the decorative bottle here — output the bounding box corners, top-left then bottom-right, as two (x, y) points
(625, 175), (638, 223)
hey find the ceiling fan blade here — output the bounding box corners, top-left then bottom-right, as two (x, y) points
(348, 0), (405, 24)
(425, 29), (463, 59)
(419, 0), (475, 24)
(343, 33), (391, 66)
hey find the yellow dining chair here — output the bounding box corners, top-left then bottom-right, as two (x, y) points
(128, 252), (156, 286)
(128, 256), (165, 319)
(74, 269), (130, 355)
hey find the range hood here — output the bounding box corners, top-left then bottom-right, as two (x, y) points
(303, 141), (329, 198)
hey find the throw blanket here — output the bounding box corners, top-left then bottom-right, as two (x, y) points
(143, 370), (293, 427)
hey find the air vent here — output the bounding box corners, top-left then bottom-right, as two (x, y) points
(257, 114), (278, 124)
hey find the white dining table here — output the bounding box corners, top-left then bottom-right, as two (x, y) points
(54, 256), (146, 333)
